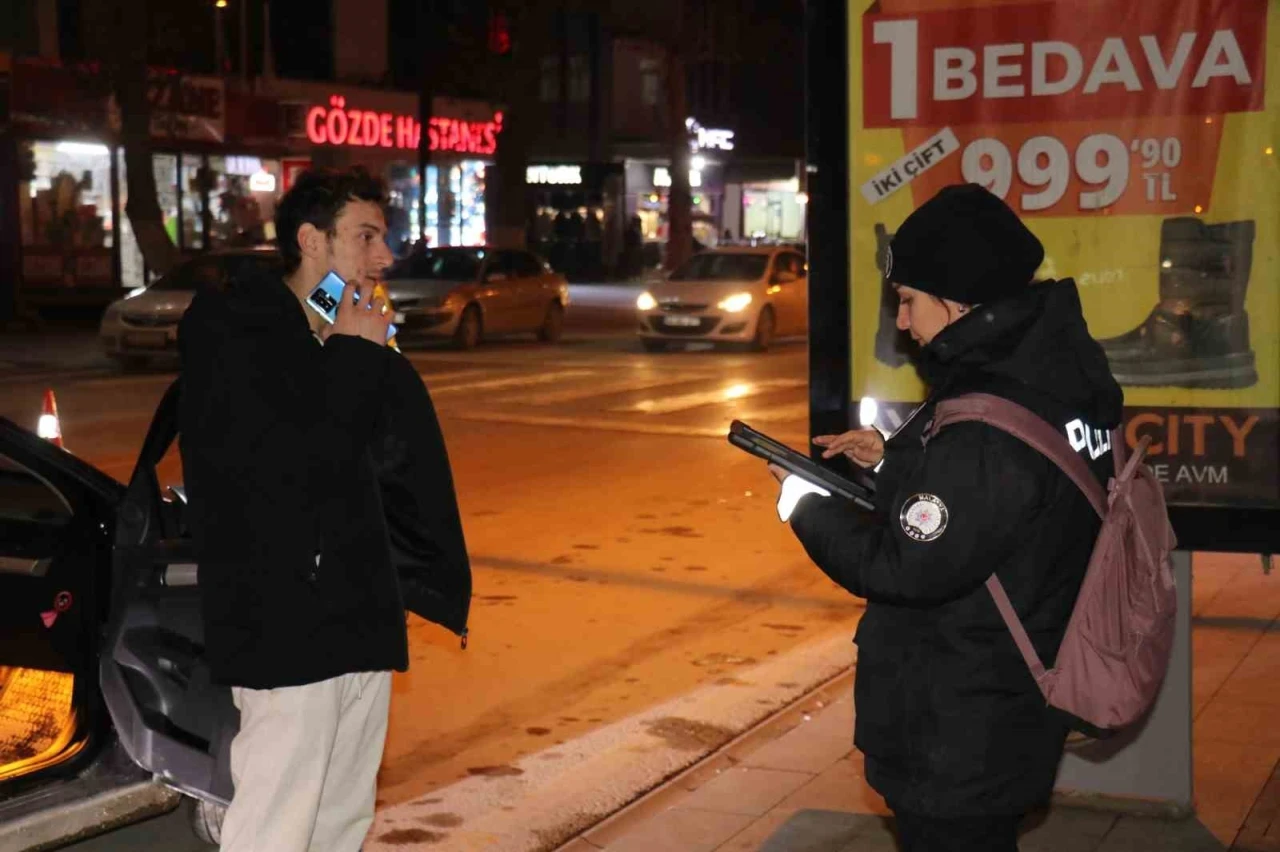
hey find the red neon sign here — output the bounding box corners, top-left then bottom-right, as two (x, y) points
(306, 96), (504, 155)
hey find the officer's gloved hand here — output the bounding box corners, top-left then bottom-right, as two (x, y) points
(776, 474), (831, 522)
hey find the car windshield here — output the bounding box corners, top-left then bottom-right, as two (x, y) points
(669, 253), (768, 282)
(388, 249), (485, 281)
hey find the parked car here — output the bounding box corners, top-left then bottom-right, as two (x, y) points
(635, 246), (808, 352)
(382, 247), (571, 349)
(99, 248), (281, 370)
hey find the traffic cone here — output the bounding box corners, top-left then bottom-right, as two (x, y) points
(37, 389), (64, 449)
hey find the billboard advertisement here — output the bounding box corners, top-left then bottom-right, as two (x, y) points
(847, 0), (1278, 507)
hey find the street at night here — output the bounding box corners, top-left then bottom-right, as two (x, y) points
(2, 305), (868, 850)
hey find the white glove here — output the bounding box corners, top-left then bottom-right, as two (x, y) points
(777, 474), (831, 522)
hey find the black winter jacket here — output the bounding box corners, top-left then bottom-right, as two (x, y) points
(789, 279), (1123, 817)
(178, 267), (470, 688)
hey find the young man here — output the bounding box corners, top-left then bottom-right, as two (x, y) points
(178, 168), (469, 852)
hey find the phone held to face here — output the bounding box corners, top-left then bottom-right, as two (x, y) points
(306, 271), (399, 348)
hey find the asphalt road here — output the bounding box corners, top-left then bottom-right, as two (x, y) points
(1, 300), (863, 850)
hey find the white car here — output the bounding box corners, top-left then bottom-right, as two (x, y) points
(635, 246), (808, 351)
(99, 248), (279, 369)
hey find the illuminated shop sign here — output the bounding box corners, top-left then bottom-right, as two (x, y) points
(653, 166), (703, 188)
(305, 95), (503, 155)
(527, 165), (583, 185)
(685, 117), (735, 152)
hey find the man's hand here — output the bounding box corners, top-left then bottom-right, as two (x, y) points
(326, 281), (391, 346)
(812, 429), (885, 468)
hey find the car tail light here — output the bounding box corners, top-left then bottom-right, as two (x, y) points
(0, 667), (84, 782)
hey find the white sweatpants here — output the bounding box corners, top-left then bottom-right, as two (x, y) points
(219, 670), (393, 852)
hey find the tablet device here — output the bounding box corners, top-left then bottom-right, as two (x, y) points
(728, 420), (877, 511)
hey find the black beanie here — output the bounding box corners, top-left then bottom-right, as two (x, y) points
(886, 184), (1044, 305)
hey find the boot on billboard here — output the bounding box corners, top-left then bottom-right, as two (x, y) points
(1099, 217), (1258, 389)
(873, 223), (912, 367)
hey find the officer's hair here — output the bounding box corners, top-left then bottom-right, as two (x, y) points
(275, 167), (387, 274)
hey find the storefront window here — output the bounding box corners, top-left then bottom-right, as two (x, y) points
(743, 182), (806, 242)
(387, 164), (438, 254)
(180, 155), (206, 250)
(210, 155), (276, 248)
(451, 161), (487, 247)
(17, 140), (116, 289)
(153, 154), (180, 249)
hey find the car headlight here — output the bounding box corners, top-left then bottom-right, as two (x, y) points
(636, 292), (658, 311)
(717, 293), (753, 313)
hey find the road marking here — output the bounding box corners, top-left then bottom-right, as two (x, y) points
(444, 409), (808, 445)
(494, 373), (707, 406)
(610, 378), (806, 414)
(416, 369), (501, 388)
(428, 369), (599, 395)
(733, 401), (811, 423)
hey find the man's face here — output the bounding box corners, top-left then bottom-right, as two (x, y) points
(325, 200), (394, 285)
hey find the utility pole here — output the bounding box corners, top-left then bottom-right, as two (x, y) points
(665, 0), (693, 271)
(416, 0), (437, 247)
(239, 0), (249, 84)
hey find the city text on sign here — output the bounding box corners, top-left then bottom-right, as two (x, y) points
(305, 96), (504, 155)
(527, 165), (582, 185)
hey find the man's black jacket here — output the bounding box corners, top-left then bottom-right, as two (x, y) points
(789, 280), (1123, 817)
(177, 267), (470, 688)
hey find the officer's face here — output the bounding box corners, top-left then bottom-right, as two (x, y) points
(894, 285), (967, 346)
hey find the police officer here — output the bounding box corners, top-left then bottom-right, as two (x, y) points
(770, 184), (1124, 851)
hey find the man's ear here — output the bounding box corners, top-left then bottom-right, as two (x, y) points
(297, 222), (326, 263)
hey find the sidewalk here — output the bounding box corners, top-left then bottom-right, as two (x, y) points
(0, 329), (116, 381)
(557, 552), (1280, 852)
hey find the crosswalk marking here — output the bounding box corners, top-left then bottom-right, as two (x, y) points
(732, 401), (811, 423)
(417, 369), (501, 388)
(429, 369), (598, 395)
(611, 378), (806, 415)
(445, 409), (809, 445)
(495, 373), (705, 406)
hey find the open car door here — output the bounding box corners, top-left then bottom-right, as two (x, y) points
(98, 380), (237, 810)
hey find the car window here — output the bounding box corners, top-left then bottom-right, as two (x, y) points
(512, 252), (544, 278)
(669, 253), (769, 282)
(774, 253), (805, 279)
(388, 249), (485, 281)
(484, 251), (517, 280)
(0, 454), (71, 526)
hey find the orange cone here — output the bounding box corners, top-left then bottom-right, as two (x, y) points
(37, 389), (64, 449)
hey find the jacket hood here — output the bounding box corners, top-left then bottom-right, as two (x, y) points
(918, 279), (1124, 429)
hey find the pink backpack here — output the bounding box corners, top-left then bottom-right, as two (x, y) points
(928, 393), (1178, 733)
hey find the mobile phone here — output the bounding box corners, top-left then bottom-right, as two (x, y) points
(305, 271), (398, 342)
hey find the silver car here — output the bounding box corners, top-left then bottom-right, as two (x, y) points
(382, 247), (571, 349)
(99, 248), (280, 369)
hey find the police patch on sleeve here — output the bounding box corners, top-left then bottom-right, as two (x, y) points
(899, 493), (949, 542)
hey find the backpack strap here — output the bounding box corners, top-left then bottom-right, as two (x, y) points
(928, 393), (1108, 518)
(926, 392), (1117, 689)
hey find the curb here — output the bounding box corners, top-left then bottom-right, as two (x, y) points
(551, 667), (855, 852)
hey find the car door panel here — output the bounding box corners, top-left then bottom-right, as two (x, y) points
(478, 254), (518, 333)
(99, 380), (238, 805)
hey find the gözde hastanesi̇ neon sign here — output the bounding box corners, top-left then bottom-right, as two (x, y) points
(306, 95), (503, 155)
